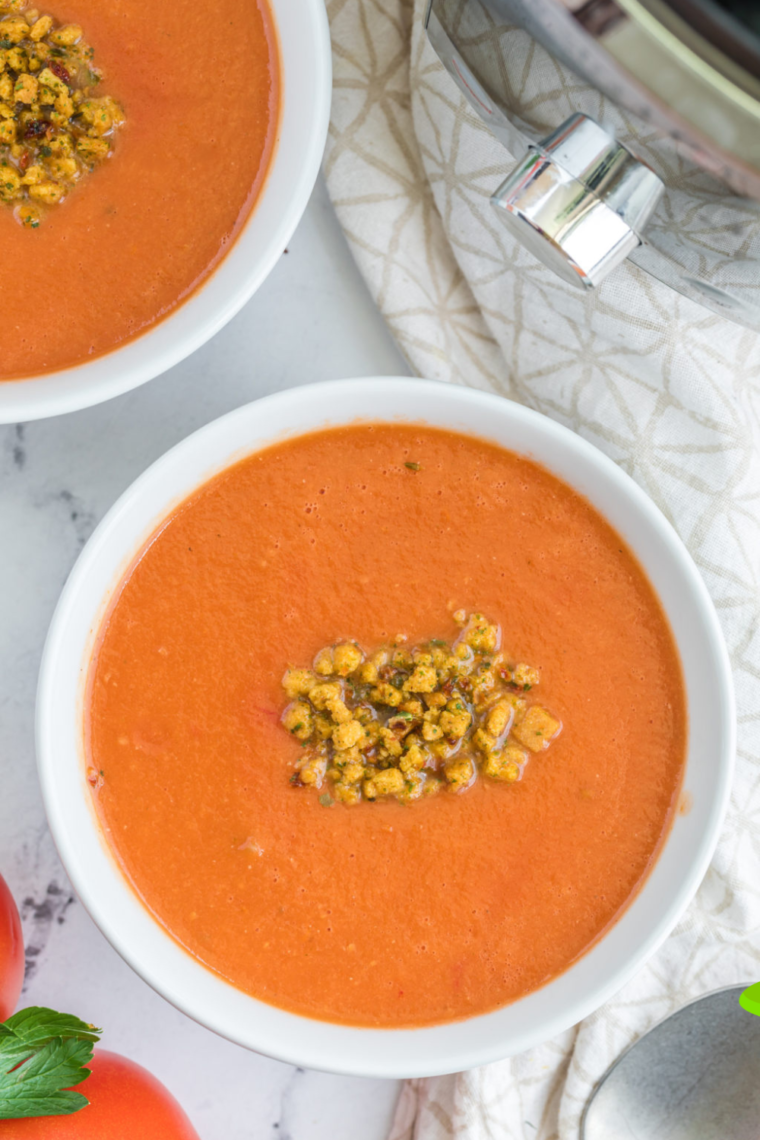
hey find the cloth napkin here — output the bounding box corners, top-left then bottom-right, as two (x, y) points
(323, 1), (760, 1137)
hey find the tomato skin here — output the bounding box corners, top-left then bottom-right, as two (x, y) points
(0, 1050), (201, 1139)
(0, 873), (24, 1023)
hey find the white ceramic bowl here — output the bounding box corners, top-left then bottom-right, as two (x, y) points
(37, 378), (735, 1078)
(0, 0), (331, 424)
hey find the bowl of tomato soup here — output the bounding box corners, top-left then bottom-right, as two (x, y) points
(36, 379), (734, 1077)
(0, 0), (329, 422)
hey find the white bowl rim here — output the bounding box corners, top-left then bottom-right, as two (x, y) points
(36, 377), (736, 1078)
(0, 0), (331, 424)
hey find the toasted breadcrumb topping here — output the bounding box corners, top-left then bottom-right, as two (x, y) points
(281, 612), (561, 806)
(0, 0), (124, 225)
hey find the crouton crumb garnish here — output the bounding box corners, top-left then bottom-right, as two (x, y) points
(281, 613), (561, 805)
(0, 0), (124, 224)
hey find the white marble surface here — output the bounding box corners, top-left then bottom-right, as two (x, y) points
(0, 177), (409, 1139)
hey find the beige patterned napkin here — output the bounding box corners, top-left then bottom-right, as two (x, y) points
(323, 1), (760, 1137)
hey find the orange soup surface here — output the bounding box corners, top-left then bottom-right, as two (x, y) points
(0, 0), (277, 379)
(87, 425), (687, 1028)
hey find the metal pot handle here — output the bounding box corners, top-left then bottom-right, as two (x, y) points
(426, 1), (664, 290)
(425, 0), (760, 329)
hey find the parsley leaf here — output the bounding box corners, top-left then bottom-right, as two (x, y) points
(0, 1007), (101, 1120)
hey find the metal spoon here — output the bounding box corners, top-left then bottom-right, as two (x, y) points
(581, 984), (760, 1140)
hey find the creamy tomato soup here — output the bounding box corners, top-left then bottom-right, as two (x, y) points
(0, 0), (278, 379)
(86, 425), (687, 1028)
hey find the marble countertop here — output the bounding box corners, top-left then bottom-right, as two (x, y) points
(0, 178), (409, 1139)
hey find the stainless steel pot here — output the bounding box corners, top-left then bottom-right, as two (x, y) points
(426, 0), (760, 328)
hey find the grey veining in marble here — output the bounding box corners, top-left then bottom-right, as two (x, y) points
(0, 176), (408, 1139)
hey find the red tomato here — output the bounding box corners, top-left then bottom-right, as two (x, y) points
(0, 1050), (201, 1139)
(0, 873), (24, 1023)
